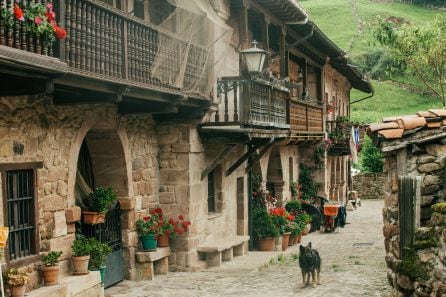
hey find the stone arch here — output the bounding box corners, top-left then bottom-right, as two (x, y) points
(67, 110), (132, 207)
(266, 146), (284, 206)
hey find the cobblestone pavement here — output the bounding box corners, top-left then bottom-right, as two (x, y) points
(106, 200), (391, 297)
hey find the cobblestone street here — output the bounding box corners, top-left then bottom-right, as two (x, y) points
(106, 200), (391, 297)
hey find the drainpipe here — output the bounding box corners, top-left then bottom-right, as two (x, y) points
(285, 23), (314, 49)
(350, 89), (374, 104)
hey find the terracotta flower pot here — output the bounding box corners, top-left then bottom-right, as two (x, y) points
(41, 265), (59, 286)
(72, 255), (90, 275)
(10, 285), (26, 297)
(282, 233), (290, 251)
(157, 234), (169, 247)
(288, 235), (297, 246)
(82, 211), (105, 224)
(256, 237), (275, 251)
(296, 233), (302, 243)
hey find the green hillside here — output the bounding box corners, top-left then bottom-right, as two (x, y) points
(300, 0), (443, 123)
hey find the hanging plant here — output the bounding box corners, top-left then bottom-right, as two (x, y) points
(1, 1), (66, 44)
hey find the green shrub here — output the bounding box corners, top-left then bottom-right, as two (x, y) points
(88, 238), (112, 270)
(359, 136), (384, 173)
(71, 234), (92, 257)
(252, 208), (279, 239)
(285, 200), (302, 216)
(299, 164), (319, 201)
(88, 186), (117, 213)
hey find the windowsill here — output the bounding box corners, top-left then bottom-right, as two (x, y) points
(208, 212), (222, 220)
(7, 254), (40, 268)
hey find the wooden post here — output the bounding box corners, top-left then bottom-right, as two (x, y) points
(279, 26), (288, 78)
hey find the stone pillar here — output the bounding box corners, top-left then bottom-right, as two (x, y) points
(119, 197), (137, 280)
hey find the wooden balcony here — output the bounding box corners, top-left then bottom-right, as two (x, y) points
(0, 0), (210, 106)
(327, 120), (351, 156)
(289, 100), (324, 140)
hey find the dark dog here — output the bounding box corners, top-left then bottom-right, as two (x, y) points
(299, 242), (321, 288)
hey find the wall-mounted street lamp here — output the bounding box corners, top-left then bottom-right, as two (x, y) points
(241, 41), (268, 77)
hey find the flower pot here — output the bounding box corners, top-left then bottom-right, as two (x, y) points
(302, 223), (311, 235)
(140, 234), (157, 251)
(82, 211), (105, 225)
(296, 233), (302, 244)
(282, 233), (290, 251)
(157, 234), (169, 247)
(41, 265), (59, 286)
(72, 255), (90, 275)
(256, 237), (275, 251)
(10, 285), (26, 297)
(288, 235), (297, 246)
(98, 266), (106, 284)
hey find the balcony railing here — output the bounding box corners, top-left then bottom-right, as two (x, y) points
(0, 0), (209, 96)
(327, 120), (351, 156)
(289, 100), (323, 135)
(214, 78), (289, 129)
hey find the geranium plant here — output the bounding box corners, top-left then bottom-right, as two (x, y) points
(1, 1), (66, 44)
(269, 207), (295, 234)
(136, 207), (191, 238)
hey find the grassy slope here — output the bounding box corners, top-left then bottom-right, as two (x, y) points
(300, 0), (441, 123)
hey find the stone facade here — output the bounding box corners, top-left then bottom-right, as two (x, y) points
(352, 173), (385, 200)
(379, 131), (446, 296)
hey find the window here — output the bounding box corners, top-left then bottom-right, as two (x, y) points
(207, 170), (215, 213)
(1, 163), (40, 262)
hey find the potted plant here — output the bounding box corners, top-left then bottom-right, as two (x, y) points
(136, 212), (159, 251)
(252, 208), (279, 251)
(299, 212), (312, 235)
(3, 268), (28, 297)
(41, 250), (62, 286)
(83, 186), (117, 224)
(270, 207), (294, 251)
(155, 209), (192, 247)
(71, 234), (92, 275)
(88, 237), (112, 284)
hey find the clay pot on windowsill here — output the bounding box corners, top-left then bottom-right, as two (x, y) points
(41, 265), (60, 286)
(82, 211), (106, 225)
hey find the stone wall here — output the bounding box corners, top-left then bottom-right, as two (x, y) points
(381, 137), (446, 296)
(352, 173), (385, 200)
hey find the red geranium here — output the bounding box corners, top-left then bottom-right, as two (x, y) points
(14, 4), (24, 21)
(53, 25), (67, 40)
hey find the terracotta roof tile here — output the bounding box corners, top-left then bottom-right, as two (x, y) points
(368, 108), (446, 140)
(378, 129), (404, 139)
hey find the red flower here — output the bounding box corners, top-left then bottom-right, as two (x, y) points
(168, 218), (175, 225)
(178, 215), (184, 221)
(155, 208), (163, 214)
(287, 215), (295, 221)
(165, 230), (171, 236)
(143, 216), (150, 222)
(150, 209), (157, 215)
(45, 11), (56, 23)
(14, 4), (25, 21)
(178, 229), (184, 235)
(53, 25), (67, 40)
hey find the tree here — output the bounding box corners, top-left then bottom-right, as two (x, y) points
(374, 14), (446, 106)
(359, 136), (383, 173)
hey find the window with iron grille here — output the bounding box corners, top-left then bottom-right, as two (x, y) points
(5, 169), (36, 261)
(207, 170), (215, 213)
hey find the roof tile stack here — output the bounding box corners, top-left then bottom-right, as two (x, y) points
(367, 109), (446, 139)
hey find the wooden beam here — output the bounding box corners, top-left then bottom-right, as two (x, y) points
(201, 144), (237, 180)
(245, 138), (275, 172)
(226, 141), (266, 176)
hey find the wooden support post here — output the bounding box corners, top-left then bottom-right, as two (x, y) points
(201, 144), (237, 180)
(245, 138), (276, 173)
(279, 26), (288, 78)
(226, 141), (265, 177)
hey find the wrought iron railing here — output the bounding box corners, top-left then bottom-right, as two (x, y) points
(0, 0), (210, 96)
(215, 78), (289, 129)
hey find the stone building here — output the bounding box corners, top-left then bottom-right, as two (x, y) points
(0, 0), (371, 295)
(368, 110), (446, 296)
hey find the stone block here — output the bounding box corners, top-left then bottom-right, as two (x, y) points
(417, 154), (436, 165)
(67, 223), (76, 234)
(135, 195), (142, 211)
(121, 211), (136, 230)
(421, 206), (432, 220)
(135, 262), (154, 281)
(426, 144), (446, 157)
(43, 194), (64, 211)
(47, 166), (67, 182)
(136, 247), (171, 263)
(122, 247), (136, 269)
(160, 169), (189, 186)
(383, 223), (399, 238)
(119, 197), (135, 211)
(172, 144), (191, 153)
(154, 257), (169, 274)
(206, 251), (222, 267)
(397, 273), (414, 291)
(53, 211), (67, 237)
(421, 184), (440, 195)
(56, 180), (67, 197)
(421, 195), (435, 207)
(49, 234), (75, 260)
(159, 192), (175, 204)
(158, 132), (179, 145)
(418, 162), (441, 173)
(423, 175), (439, 187)
(222, 248), (233, 262)
(0, 140), (12, 157)
(124, 268), (137, 281)
(122, 231), (139, 248)
(233, 243), (245, 256)
(65, 206), (81, 223)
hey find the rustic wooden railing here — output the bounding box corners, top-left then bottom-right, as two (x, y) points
(215, 78), (289, 129)
(0, 0), (209, 96)
(289, 100), (323, 134)
(326, 120), (352, 155)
